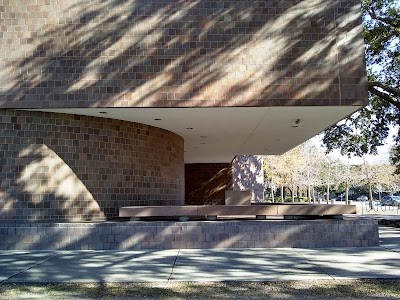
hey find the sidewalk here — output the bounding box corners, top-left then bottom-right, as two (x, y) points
(0, 226), (399, 283)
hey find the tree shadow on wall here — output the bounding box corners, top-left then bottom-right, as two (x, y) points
(0, 0), (366, 219)
(232, 156), (264, 202)
(0, 144), (105, 221)
(0, 0), (365, 108)
(186, 164), (233, 205)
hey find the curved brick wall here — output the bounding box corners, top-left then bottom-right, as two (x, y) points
(0, 110), (184, 221)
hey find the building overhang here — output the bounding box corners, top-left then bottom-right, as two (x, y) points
(28, 106), (361, 163)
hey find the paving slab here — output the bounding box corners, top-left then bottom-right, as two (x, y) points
(0, 251), (60, 282)
(1, 225), (399, 283)
(6, 250), (178, 283)
(297, 247), (400, 279)
(379, 227), (400, 253)
(170, 248), (331, 281)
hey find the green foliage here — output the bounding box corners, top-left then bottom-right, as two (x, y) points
(323, 0), (400, 172)
(390, 144), (400, 173)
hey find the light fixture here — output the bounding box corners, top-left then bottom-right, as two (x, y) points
(291, 119), (301, 128)
(99, 111), (107, 114)
(186, 127), (193, 130)
(154, 118), (162, 121)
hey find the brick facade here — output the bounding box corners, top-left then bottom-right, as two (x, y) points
(0, 219), (379, 250)
(0, 110), (184, 221)
(0, 0), (367, 109)
(0, 0), (368, 221)
(185, 163), (233, 205)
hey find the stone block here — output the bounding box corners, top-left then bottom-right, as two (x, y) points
(0, 219), (379, 250)
(224, 190), (251, 205)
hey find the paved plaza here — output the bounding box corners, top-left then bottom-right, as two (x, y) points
(0, 226), (399, 283)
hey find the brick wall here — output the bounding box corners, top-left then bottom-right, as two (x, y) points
(185, 163), (233, 205)
(0, 110), (184, 221)
(0, 0), (367, 109)
(0, 219), (379, 250)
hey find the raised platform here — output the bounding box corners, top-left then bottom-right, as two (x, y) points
(0, 219), (378, 250)
(119, 204), (357, 220)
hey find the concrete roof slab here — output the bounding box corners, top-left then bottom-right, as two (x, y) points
(28, 106), (361, 163)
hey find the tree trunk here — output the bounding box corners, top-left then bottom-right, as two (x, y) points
(326, 183), (330, 204)
(291, 186), (295, 202)
(368, 182), (374, 209)
(281, 185), (284, 203)
(297, 186), (300, 202)
(271, 186), (275, 203)
(307, 185), (311, 203)
(311, 187), (315, 204)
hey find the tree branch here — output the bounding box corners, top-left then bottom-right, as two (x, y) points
(368, 83), (400, 110)
(370, 81), (400, 97)
(368, 9), (400, 32)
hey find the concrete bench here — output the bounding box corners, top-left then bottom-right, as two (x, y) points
(225, 190), (251, 205)
(119, 204), (357, 221)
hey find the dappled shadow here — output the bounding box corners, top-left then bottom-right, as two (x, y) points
(0, 0), (367, 221)
(0, 0), (366, 109)
(1, 245), (400, 284)
(0, 109), (184, 221)
(296, 247), (400, 279)
(0, 219), (379, 250)
(233, 155), (264, 202)
(0, 220), (396, 286)
(2, 144), (105, 221)
(185, 163), (233, 205)
(0, 249), (179, 283)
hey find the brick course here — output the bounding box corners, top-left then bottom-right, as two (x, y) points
(0, 219), (379, 250)
(0, 0), (367, 109)
(0, 109), (184, 221)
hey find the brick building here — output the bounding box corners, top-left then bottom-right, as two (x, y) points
(0, 0), (367, 221)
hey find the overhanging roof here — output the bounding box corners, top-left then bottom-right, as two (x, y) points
(28, 106), (361, 163)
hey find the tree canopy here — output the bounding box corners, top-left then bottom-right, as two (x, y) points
(264, 142), (400, 203)
(323, 0), (400, 173)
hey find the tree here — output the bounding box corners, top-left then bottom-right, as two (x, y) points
(323, 0), (400, 172)
(358, 161), (399, 208)
(264, 142), (330, 203)
(264, 145), (306, 202)
(374, 164), (400, 194)
(335, 159), (364, 204)
(303, 142), (324, 203)
(390, 145), (400, 173)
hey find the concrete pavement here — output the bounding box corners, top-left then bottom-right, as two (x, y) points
(0, 226), (399, 283)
